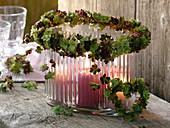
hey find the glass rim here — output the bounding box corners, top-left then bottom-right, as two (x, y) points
(0, 6), (27, 16)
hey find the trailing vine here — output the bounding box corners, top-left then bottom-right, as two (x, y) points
(25, 9), (151, 121)
(103, 77), (149, 121)
(26, 9), (151, 63)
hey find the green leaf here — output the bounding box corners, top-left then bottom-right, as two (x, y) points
(89, 82), (100, 90)
(80, 36), (89, 42)
(52, 105), (64, 115)
(25, 49), (33, 55)
(60, 38), (68, 50)
(52, 105), (73, 116)
(143, 89), (150, 100)
(110, 78), (122, 88)
(36, 46), (43, 53)
(100, 74), (110, 85)
(64, 108), (73, 116)
(104, 89), (111, 97)
(90, 41), (99, 52)
(138, 26), (147, 32)
(22, 80), (38, 91)
(5, 54), (33, 74)
(123, 84), (131, 98)
(89, 64), (101, 74)
(68, 40), (78, 52)
(45, 71), (55, 79)
(0, 75), (14, 92)
(41, 28), (53, 42)
(40, 64), (49, 72)
(124, 112), (136, 122)
(53, 16), (60, 24)
(50, 59), (56, 68)
(132, 104), (142, 114)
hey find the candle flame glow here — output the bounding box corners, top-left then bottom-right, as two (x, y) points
(84, 52), (92, 69)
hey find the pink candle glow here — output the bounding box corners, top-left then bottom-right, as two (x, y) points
(53, 55), (129, 110)
(116, 92), (126, 107)
(77, 57), (100, 108)
(76, 59), (128, 109)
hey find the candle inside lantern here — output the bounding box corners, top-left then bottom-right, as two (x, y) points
(77, 54), (100, 108)
(51, 53), (130, 111)
(116, 92), (126, 107)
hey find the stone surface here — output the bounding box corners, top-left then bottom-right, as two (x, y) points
(0, 83), (170, 128)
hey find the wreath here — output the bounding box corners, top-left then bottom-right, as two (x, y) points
(24, 9), (151, 121)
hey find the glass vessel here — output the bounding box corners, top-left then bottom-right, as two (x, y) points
(45, 50), (133, 115)
(0, 20), (11, 75)
(0, 6), (27, 56)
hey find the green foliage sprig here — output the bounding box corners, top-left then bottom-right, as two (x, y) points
(45, 71), (55, 79)
(100, 76), (149, 121)
(0, 75), (14, 92)
(5, 49), (34, 74)
(40, 62), (55, 79)
(22, 80), (38, 91)
(52, 105), (73, 116)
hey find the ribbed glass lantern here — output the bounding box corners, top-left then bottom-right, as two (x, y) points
(45, 50), (132, 114)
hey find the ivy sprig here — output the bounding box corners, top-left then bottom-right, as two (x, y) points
(22, 80), (38, 91)
(89, 82), (100, 90)
(0, 75), (14, 92)
(35, 46), (43, 54)
(100, 74), (110, 84)
(52, 105), (73, 116)
(5, 49), (34, 74)
(45, 71), (55, 79)
(49, 59), (56, 68)
(40, 64), (49, 72)
(103, 77), (150, 121)
(90, 64), (101, 74)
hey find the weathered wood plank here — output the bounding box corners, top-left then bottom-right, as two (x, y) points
(136, 0), (170, 102)
(0, 84), (170, 128)
(96, 0), (135, 18)
(59, 0), (97, 12)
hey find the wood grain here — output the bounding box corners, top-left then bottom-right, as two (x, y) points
(135, 0), (170, 102)
(0, 83), (170, 128)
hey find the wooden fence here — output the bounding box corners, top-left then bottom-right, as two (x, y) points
(0, 0), (58, 33)
(58, 0), (170, 102)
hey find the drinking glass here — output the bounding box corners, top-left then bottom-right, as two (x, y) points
(0, 6), (27, 56)
(0, 20), (11, 74)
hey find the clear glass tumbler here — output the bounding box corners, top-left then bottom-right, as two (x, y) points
(0, 6), (27, 56)
(0, 20), (11, 74)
